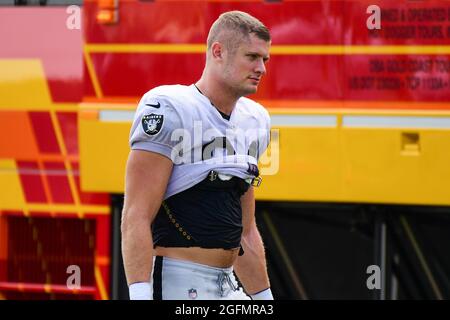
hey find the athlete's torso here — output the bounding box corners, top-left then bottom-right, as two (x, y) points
(129, 84), (271, 266)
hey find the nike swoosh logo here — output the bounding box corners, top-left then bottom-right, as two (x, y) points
(145, 102), (161, 108)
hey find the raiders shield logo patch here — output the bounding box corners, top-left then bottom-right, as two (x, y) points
(142, 113), (163, 136)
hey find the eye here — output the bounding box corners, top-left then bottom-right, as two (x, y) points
(247, 54), (258, 61)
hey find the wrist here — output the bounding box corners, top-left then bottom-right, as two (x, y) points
(250, 287), (274, 300)
(129, 282), (152, 300)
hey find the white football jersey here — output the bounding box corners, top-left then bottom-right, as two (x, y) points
(129, 84), (271, 199)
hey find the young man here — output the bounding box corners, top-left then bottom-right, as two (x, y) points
(121, 11), (273, 300)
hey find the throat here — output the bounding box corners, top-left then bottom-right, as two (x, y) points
(194, 84), (232, 120)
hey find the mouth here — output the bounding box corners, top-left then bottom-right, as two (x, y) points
(248, 77), (260, 84)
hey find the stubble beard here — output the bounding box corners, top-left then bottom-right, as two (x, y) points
(222, 58), (258, 98)
(222, 71), (257, 98)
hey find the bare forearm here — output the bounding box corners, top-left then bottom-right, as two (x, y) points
(234, 225), (270, 294)
(121, 215), (154, 285)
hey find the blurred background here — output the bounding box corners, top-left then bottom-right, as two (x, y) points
(0, 0), (449, 300)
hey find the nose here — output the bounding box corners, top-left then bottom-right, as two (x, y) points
(255, 59), (266, 76)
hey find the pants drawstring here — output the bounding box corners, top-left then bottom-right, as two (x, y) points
(217, 272), (236, 297)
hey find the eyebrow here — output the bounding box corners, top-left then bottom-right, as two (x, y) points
(246, 51), (270, 61)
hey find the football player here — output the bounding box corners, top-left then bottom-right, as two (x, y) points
(122, 10), (273, 300)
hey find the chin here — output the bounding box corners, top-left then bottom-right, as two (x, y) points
(233, 84), (258, 97)
(241, 85), (258, 96)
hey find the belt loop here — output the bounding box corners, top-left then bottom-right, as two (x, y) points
(208, 170), (218, 181)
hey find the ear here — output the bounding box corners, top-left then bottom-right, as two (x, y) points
(211, 42), (223, 60)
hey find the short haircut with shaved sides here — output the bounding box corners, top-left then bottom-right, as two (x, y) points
(206, 11), (271, 55)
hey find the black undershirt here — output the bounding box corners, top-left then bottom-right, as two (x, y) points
(152, 175), (249, 250)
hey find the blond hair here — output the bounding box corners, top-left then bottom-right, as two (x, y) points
(207, 11), (270, 54)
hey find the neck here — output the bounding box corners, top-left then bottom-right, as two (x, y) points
(195, 72), (238, 116)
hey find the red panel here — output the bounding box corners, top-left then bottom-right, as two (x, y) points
(43, 162), (74, 204)
(16, 161), (47, 203)
(28, 112), (61, 154)
(0, 8), (83, 102)
(84, 1), (343, 45)
(46, 80), (83, 103)
(253, 55), (344, 101)
(93, 53), (204, 96)
(0, 211), (23, 217)
(84, 0), (345, 99)
(28, 211), (79, 219)
(344, 0), (450, 46)
(71, 162), (110, 206)
(83, 62), (96, 98)
(83, 0), (450, 106)
(6, 216), (95, 286)
(342, 1), (450, 103)
(95, 216), (110, 258)
(0, 216), (8, 282)
(95, 215), (110, 298)
(84, 1), (450, 45)
(91, 56), (450, 103)
(7, 216), (45, 284)
(0, 282), (96, 295)
(92, 53), (344, 100)
(344, 55), (450, 102)
(1, 291), (93, 300)
(56, 112), (78, 156)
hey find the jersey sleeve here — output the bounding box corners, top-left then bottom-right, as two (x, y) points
(129, 92), (183, 162)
